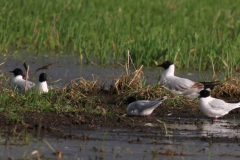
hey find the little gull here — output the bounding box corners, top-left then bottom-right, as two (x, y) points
(10, 68), (35, 91)
(36, 73), (49, 94)
(199, 89), (240, 120)
(127, 96), (167, 116)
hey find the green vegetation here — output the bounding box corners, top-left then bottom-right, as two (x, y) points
(0, 0), (240, 70)
(0, 73), (118, 124)
(0, 87), (117, 124)
(1, 64), (240, 124)
(0, 67), (172, 124)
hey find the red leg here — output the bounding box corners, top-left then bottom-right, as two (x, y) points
(215, 117), (217, 120)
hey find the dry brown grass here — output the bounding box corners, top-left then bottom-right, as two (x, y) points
(3, 65), (240, 111)
(114, 65), (144, 93)
(52, 65), (200, 110)
(2, 65), (240, 125)
(50, 67), (240, 111)
(211, 77), (240, 101)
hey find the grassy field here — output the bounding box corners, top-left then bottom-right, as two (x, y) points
(1, 0), (240, 70)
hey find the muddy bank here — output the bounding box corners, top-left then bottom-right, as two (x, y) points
(1, 93), (240, 160)
(2, 114), (240, 159)
(1, 55), (240, 159)
(1, 98), (240, 137)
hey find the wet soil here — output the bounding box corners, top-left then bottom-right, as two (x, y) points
(1, 92), (240, 159)
(2, 115), (240, 159)
(1, 53), (240, 159)
(1, 92), (240, 137)
(2, 53), (236, 135)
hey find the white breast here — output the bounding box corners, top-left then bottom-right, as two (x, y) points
(36, 81), (49, 94)
(199, 97), (212, 117)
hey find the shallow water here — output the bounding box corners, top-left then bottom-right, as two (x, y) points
(0, 53), (237, 159)
(1, 53), (222, 88)
(1, 118), (240, 160)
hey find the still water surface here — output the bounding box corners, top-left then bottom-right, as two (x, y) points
(1, 53), (220, 88)
(0, 118), (240, 159)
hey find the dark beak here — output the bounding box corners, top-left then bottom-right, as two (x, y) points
(157, 64), (163, 67)
(9, 71), (14, 73)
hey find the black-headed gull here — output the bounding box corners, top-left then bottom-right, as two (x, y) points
(158, 61), (220, 99)
(10, 68), (35, 91)
(127, 96), (167, 116)
(36, 73), (49, 94)
(199, 90), (240, 120)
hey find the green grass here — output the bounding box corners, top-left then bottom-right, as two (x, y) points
(0, 87), (115, 124)
(1, 0), (240, 70)
(0, 63), (240, 126)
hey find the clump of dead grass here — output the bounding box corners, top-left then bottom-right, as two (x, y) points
(114, 65), (144, 93)
(3, 63), (240, 114)
(53, 65), (200, 109)
(64, 77), (100, 92)
(211, 77), (240, 100)
(51, 77), (103, 108)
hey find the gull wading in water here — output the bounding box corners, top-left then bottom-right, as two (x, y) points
(157, 61), (221, 100)
(36, 73), (49, 94)
(199, 89), (240, 120)
(10, 68), (35, 91)
(126, 96), (167, 116)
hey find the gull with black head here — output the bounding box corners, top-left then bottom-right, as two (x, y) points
(10, 68), (35, 91)
(157, 61), (221, 99)
(199, 89), (240, 120)
(36, 73), (49, 94)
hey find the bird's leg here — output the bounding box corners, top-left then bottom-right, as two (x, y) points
(215, 117), (217, 120)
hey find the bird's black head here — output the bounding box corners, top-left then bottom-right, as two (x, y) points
(9, 68), (24, 76)
(39, 73), (47, 82)
(200, 89), (210, 98)
(157, 61), (174, 70)
(127, 96), (137, 104)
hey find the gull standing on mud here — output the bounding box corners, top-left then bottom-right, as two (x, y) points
(10, 68), (35, 91)
(158, 61), (220, 99)
(199, 90), (240, 120)
(126, 96), (167, 116)
(36, 73), (49, 94)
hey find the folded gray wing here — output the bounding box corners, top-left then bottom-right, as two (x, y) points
(13, 80), (35, 91)
(26, 81), (35, 89)
(166, 77), (195, 91)
(208, 98), (227, 110)
(132, 100), (162, 113)
(151, 98), (160, 101)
